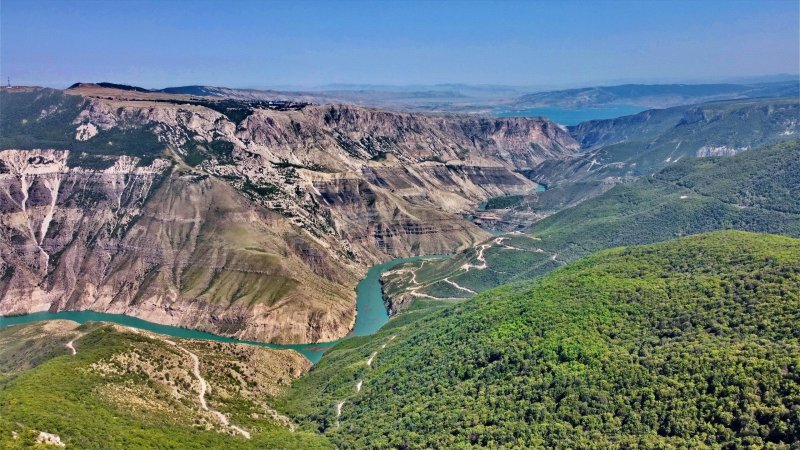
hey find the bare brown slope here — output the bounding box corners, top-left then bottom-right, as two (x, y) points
(0, 87), (578, 343)
(0, 151), (361, 343)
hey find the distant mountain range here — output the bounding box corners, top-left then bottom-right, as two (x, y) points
(511, 80), (799, 109)
(67, 77), (800, 115)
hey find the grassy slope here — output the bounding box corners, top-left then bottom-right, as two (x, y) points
(566, 96), (799, 180)
(0, 322), (332, 449)
(522, 97), (799, 218)
(529, 139), (800, 260)
(388, 140), (800, 300)
(283, 231), (800, 449)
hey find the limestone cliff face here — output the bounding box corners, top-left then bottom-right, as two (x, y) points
(0, 87), (579, 343)
(66, 89), (578, 263)
(0, 149), (360, 343)
(234, 107), (575, 263)
(238, 105), (576, 170)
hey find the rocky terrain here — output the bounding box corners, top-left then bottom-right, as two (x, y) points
(0, 321), (330, 448)
(0, 85), (578, 344)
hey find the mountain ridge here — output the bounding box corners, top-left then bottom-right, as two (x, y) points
(382, 139), (800, 309)
(60, 78), (800, 115)
(513, 80), (799, 109)
(281, 231), (800, 449)
(0, 85), (577, 344)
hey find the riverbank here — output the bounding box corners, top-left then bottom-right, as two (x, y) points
(0, 256), (431, 364)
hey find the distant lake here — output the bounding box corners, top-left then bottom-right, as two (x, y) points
(495, 105), (648, 126)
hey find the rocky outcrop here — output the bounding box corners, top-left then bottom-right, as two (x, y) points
(0, 86), (579, 343)
(64, 87), (578, 260)
(0, 149), (361, 344)
(695, 145), (744, 157)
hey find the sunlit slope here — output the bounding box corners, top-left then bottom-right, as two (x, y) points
(540, 96), (800, 187)
(506, 96), (800, 224)
(384, 140), (800, 304)
(0, 321), (332, 449)
(0, 86), (578, 343)
(283, 231), (800, 449)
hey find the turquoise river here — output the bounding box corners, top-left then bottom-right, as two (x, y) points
(0, 256), (429, 364)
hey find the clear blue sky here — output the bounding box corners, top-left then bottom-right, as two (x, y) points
(1, 0), (798, 89)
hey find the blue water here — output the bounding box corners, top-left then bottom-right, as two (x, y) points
(0, 256), (429, 364)
(495, 105), (647, 126)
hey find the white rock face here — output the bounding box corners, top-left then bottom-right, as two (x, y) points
(696, 145), (746, 157)
(75, 122), (98, 141)
(0, 148), (69, 176)
(36, 432), (65, 447)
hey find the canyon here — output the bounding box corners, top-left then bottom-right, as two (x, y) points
(0, 85), (578, 344)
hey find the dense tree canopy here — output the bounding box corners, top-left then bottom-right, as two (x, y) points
(284, 231), (800, 449)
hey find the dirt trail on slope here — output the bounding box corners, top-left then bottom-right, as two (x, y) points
(122, 326), (297, 433)
(335, 401), (345, 427)
(443, 278), (477, 294)
(65, 338), (78, 355)
(334, 334), (400, 427)
(366, 351), (378, 367)
(461, 242), (491, 271)
(166, 339), (251, 439)
(459, 237), (514, 272)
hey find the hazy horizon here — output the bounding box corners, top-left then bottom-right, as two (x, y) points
(29, 72), (797, 93)
(1, 0), (799, 90)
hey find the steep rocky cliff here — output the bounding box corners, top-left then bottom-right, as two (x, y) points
(0, 86), (578, 343)
(0, 149), (361, 344)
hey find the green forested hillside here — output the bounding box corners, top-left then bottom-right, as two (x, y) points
(0, 322), (333, 449)
(529, 139), (800, 260)
(558, 96), (798, 182)
(282, 231), (800, 449)
(525, 96), (798, 214)
(385, 140), (800, 301)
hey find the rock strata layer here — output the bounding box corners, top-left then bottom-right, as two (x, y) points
(0, 86), (578, 343)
